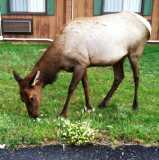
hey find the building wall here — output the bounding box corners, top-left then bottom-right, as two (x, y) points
(2, 15), (57, 39)
(1, 0), (58, 39)
(151, 0), (159, 40)
(93, 0), (156, 40)
(1, 0), (93, 39)
(1, 0), (158, 40)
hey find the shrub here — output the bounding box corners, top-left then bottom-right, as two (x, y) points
(57, 119), (96, 145)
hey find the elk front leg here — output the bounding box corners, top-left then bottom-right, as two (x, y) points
(99, 59), (124, 108)
(59, 65), (85, 118)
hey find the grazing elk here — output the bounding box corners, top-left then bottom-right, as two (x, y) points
(13, 12), (151, 118)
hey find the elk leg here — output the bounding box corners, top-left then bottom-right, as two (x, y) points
(82, 69), (92, 112)
(99, 59), (124, 108)
(128, 55), (139, 110)
(59, 65), (85, 118)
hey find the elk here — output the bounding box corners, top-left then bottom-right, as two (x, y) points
(13, 12), (151, 118)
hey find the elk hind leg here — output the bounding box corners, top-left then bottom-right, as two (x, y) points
(128, 55), (139, 110)
(82, 69), (93, 112)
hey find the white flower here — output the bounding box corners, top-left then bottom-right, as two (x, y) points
(0, 144), (5, 149)
(36, 118), (41, 122)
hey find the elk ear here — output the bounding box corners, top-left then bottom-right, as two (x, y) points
(30, 70), (40, 87)
(13, 70), (23, 84)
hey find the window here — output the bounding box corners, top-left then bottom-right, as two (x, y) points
(103, 0), (142, 13)
(9, 0), (46, 13)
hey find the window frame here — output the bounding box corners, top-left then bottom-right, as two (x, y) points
(8, 0), (48, 15)
(102, 0), (144, 15)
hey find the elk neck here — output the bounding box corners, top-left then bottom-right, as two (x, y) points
(26, 44), (63, 87)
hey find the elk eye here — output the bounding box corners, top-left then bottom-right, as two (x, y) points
(29, 96), (35, 102)
(20, 92), (25, 102)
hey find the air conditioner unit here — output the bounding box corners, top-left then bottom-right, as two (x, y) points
(2, 19), (32, 34)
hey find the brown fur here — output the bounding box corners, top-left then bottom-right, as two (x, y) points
(13, 40), (137, 118)
(13, 13), (150, 118)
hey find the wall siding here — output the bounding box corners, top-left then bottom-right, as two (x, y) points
(2, 15), (56, 39)
(151, 0), (159, 40)
(1, 0), (158, 40)
(73, 0), (93, 18)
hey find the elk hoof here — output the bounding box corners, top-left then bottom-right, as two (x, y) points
(132, 101), (138, 111)
(59, 112), (68, 118)
(84, 106), (93, 113)
(132, 107), (138, 111)
(98, 101), (107, 109)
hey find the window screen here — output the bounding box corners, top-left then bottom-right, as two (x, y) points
(103, 0), (142, 13)
(103, 0), (123, 12)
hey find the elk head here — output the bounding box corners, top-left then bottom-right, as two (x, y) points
(13, 70), (42, 118)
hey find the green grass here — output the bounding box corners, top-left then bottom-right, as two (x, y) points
(0, 42), (159, 148)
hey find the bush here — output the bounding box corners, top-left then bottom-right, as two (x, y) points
(57, 119), (96, 145)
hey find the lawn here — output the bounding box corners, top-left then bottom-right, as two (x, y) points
(0, 42), (159, 148)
